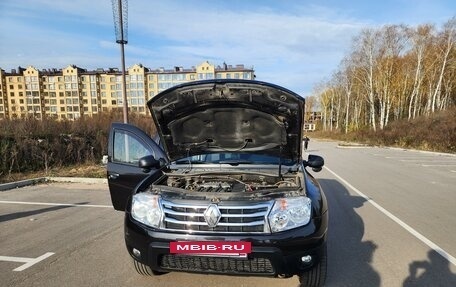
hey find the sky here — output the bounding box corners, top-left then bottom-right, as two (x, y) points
(0, 0), (455, 96)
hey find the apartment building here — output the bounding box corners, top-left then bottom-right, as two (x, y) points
(0, 61), (255, 120)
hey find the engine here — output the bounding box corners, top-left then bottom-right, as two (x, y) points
(166, 174), (299, 192)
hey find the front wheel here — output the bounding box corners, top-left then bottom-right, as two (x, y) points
(298, 245), (327, 287)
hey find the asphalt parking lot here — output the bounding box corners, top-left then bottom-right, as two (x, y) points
(0, 181), (300, 287)
(2, 140), (456, 287)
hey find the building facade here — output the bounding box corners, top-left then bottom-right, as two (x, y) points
(0, 61), (255, 120)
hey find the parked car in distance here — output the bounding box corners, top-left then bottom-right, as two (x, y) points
(107, 79), (328, 287)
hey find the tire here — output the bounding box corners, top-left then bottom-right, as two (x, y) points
(132, 258), (167, 276)
(298, 245), (327, 287)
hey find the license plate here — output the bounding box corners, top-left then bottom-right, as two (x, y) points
(170, 241), (251, 258)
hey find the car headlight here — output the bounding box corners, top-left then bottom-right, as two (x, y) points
(131, 193), (163, 228)
(268, 197), (312, 233)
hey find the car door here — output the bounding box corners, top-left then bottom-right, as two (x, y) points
(107, 123), (167, 211)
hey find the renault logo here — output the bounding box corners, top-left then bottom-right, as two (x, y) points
(204, 204), (221, 228)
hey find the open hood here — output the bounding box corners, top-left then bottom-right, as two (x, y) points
(147, 80), (304, 162)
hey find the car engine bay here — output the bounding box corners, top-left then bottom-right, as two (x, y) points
(165, 173), (300, 193)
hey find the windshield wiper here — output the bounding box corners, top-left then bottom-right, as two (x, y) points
(219, 160), (253, 165)
(174, 160), (207, 164)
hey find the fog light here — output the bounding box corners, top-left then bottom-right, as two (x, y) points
(132, 248), (141, 258)
(301, 255), (312, 263)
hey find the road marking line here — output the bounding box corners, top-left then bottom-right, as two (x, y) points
(0, 200), (112, 208)
(421, 164), (456, 167)
(399, 159), (456, 162)
(0, 252), (55, 271)
(324, 166), (456, 267)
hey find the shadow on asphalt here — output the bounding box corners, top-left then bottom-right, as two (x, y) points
(320, 179), (380, 287)
(0, 202), (89, 223)
(403, 249), (456, 287)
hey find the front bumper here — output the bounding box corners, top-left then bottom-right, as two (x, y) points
(124, 210), (328, 276)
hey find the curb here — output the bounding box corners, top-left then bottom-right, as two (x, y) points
(336, 142), (456, 156)
(0, 177), (107, 191)
(337, 143), (371, 149)
(0, 177), (47, 191)
(47, 177), (108, 184)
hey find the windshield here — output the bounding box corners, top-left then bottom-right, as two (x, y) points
(173, 153), (295, 165)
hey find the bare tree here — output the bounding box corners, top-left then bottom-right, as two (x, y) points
(352, 28), (379, 131)
(429, 17), (455, 114)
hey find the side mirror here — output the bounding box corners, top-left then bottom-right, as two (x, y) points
(305, 154), (324, 172)
(138, 155), (165, 171)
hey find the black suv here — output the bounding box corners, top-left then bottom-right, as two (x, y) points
(107, 79), (328, 287)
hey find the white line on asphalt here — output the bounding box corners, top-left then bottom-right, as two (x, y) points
(385, 156), (442, 159)
(324, 166), (456, 267)
(399, 159), (456, 162)
(0, 200), (112, 208)
(0, 252), (55, 271)
(421, 164), (456, 167)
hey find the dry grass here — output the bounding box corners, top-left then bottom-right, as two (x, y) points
(0, 164), (106, 184)
(312, 107), (456, 153)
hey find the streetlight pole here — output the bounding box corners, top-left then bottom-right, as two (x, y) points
(111, 0), (129, 123)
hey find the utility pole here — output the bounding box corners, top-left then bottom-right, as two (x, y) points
(111, 0), (129, 123)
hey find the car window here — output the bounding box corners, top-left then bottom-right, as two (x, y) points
(113, 130), (154, 165)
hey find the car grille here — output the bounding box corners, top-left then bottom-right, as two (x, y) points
(160, 255), (275, 274)
(161, 200), (272, 233)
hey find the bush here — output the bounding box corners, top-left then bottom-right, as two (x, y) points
(312, 107), (456, 153)
(0, 111), (156, 180)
